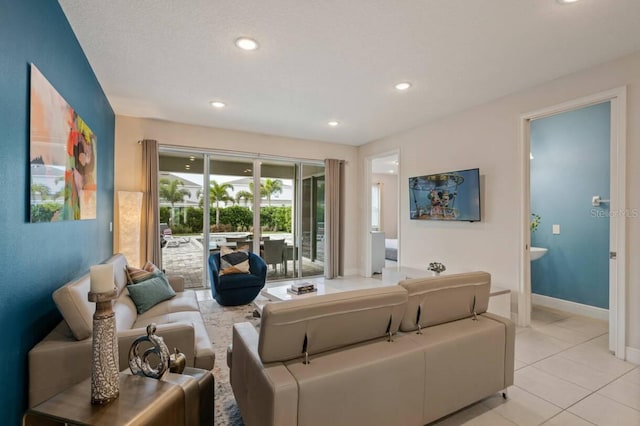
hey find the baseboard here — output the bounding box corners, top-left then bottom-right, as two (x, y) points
(626, 346), (640, 365)
(531, 293), (609, 321)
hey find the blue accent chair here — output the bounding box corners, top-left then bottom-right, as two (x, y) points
(208, 252), (268, 306)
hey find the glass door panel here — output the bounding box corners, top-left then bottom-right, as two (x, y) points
(158, 151), (205, 288)
(208, 154), (255, 251)
(259, 160), (296, 281)
(301, 164), (325, 278)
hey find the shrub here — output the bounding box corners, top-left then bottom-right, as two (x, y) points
(260, 206), (291, 232)
(218, 206), (253, 230)
(185, 207), (203, 232)
(160, 207), (171, 224)
(170, 224), (191, 235)
(211, 224), (232, 233)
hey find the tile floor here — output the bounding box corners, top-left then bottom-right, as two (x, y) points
(433, 305), (640, 426)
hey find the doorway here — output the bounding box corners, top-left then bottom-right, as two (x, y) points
(365, 151), (400, 277)
(519, 88), (627, 359)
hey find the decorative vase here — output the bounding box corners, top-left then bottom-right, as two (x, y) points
(88, 289), (120, 405)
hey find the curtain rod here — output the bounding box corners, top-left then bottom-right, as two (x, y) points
(137, 140), (342, 166)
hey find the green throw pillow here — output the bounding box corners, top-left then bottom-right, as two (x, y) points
(127, 273), (176, 314)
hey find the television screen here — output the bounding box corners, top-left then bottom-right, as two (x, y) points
(409, 168), (481, 222)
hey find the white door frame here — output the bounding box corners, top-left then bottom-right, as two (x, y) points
(364, 149), (401, 277)
(519, 87), (627, 359)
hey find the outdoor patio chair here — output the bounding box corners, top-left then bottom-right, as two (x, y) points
(263, 239), (286, 273)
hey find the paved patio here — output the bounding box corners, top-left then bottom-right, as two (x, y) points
(162, 237), (324, 289)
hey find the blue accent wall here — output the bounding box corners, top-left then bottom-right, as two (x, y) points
(0, 1), (114, 423)
(531, 102), (610, 309)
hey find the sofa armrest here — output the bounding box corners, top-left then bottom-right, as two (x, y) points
(166, 274), (185, 292)
(117, 322), (196, 370)
(482, 312), (515, 388)
(231, 322), (298, 426)
(28, 322), (93, 407)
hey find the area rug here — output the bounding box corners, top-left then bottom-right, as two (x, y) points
(199, 298), (262, 425)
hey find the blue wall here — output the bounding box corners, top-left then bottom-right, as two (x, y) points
(530, 102), (610, 309)
(0, 1), (114, 423)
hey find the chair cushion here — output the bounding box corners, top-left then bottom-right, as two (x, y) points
(127, 273), (177, 314)
(219, 246), (250, 276)
(218, 273), (265, 291)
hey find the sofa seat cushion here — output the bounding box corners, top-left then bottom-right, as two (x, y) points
(133, 311), (214, 369)
(283, 335), (425, 426)
(406, 314), (508, 424)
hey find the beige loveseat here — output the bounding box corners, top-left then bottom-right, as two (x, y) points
(229, 271), (514, 426)
(28, 253), (215, 407)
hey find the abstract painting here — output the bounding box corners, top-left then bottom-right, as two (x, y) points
(29, 64), (97, 222)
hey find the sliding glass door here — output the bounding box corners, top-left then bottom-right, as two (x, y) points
(159, 148), (324, 287)
(158, 151), (205, 289)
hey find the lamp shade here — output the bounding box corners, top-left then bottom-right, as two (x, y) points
(118, 191), (143, 267)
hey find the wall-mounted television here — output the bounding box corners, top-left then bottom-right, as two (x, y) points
(409, 168), (481, 222)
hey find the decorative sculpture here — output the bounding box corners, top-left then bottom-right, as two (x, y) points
(128, 323), (170, 379)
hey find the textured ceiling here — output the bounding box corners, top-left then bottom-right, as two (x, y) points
(59, 0), (640, 146)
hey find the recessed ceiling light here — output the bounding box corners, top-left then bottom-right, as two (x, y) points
(210, 101), (226, 108)
(394, 82), (412, 91)
(235, 37), (259, 51)
(556, 0), (580, 3)
(388, 169), (394, 174)
(328, 121), (339, 127)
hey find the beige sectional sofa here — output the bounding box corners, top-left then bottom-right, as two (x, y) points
(28, 253), (215, 407)
(229, 271), (514, 426)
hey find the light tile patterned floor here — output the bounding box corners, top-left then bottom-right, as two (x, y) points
(433, 305), (639, 426)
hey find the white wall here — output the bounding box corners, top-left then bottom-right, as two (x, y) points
(114, 116), (361, 275)
(373, 173), (398, 239)
(359, 51), (640, 354)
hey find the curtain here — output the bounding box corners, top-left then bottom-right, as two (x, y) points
(324, 159), (345, 279)
(141, 139), (161, 266)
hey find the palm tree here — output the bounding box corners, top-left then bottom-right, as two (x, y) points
(235, 181), (265, 208)
(235, 190), (253, 206)
(208, 180), (234, 224)
(262, 178), (283, 206)
(159, 178), (190, 225)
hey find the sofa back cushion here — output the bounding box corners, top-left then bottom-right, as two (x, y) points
(52, 273), (94, 340)
(398, 271), (491, 332)
(105, 253), (129, 295)
(258, 286), (408, 363)
(53, 254), (132, 341)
